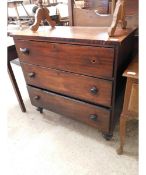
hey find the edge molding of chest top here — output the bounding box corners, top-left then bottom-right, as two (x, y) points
(11, 26), (137, 140)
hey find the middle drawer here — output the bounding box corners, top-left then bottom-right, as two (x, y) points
(21, 63), (113, 107)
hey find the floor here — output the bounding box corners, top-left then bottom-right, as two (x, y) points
(7, 63), (138, 175)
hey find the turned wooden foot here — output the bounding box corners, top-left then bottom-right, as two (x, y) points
(102, 133), (113, 141)
(117, 145), (123, 155)
(36, 107), (43, 113)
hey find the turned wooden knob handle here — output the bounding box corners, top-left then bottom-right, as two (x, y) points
(90, 86), (98, 94)
(89, 114), (98, 121)
(33, 95), (40, 100)
(28, 72), (35, 78)
(20, 48), (29, 55)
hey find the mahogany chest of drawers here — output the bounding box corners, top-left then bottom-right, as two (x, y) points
(12, 26), (136, 140)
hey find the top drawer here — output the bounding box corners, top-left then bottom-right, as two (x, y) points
(15, 40), (115, 78)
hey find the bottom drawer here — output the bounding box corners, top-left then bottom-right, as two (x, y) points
(27, 86), (111, 132)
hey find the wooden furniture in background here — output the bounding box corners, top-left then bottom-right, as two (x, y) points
(98, 0), (110, 14)
(68, 0), (110, 26)
(30, 0), (56, 31)
(68, 0), (138, 36)
(83, 0), (109, 13)
(11, 26), (136, 140)
(8, 0), (31, 27)
(117, 55), (138, 154)
(8, 36), (26, 112)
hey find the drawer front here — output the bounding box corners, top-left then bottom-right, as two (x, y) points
(27, 86), (111, 132)
(15, 40), (115, 78)
(22, 63), (113, 107)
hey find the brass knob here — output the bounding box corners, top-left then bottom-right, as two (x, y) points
(20, 48), (29, 55)
(28, 72), (35, 78)
(90, 86), (98, 94)
(34, 95), (40, 100)
(89, 114), (98, 121)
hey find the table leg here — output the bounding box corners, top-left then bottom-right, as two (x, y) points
(8, 62), (26, 112)
(13, 3), (22, 28)
(21, 3), (30, 17)
(117, 114), (126, 154)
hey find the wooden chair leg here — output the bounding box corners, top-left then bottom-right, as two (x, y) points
(108, 0), (122, 36)
(21, 3), (30, 17)
(44, 8), (56, 27)
(8, 62), (26, 112)
(108, 0), (127, 36)
(30, 1), (56, 32)
(117, 114), (126, 154)
(30, 8), (42, 32)
(13, 3), (22, 28)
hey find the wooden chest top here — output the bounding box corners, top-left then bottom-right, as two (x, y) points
(11, 26), (136, 46)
